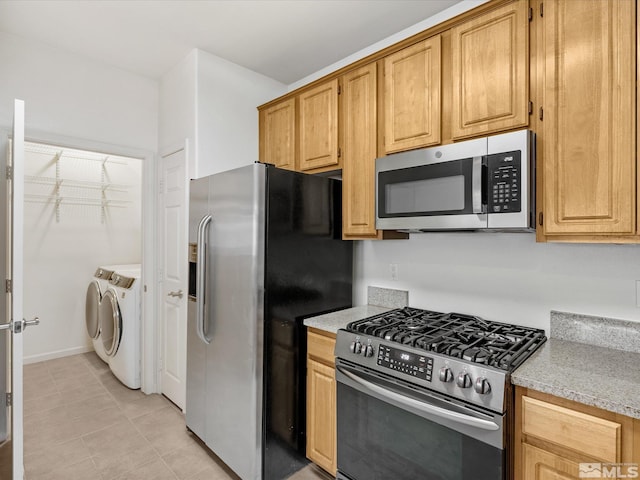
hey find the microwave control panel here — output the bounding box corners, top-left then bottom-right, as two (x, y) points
(487, 150), (521, 213)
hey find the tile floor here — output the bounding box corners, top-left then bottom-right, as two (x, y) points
(23, 352), (332, 480)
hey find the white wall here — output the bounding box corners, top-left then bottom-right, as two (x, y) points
(195, 49), (285, 178)
(0, 31), (158, 362)
(355, 234), (640, 332)
(23, 146), (142, 362)
(159, 48), (286, 179)
(283, 0), (640, 330)
(158, 50), (197, 168)
(0, 31), (158, 151)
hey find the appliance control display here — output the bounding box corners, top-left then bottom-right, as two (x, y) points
(488, 150), (521, 213)
(377, 345), (433, 381)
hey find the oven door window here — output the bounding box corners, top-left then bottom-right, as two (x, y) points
(378, 158), (475, 218)
(337, 380), (504, 480)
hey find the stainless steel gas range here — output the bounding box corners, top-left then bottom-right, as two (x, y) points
(334, 307), (546, 480)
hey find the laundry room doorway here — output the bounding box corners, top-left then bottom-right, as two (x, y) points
(20, 140), (143, 367)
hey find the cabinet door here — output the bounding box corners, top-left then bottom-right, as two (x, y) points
(541, 0), (636, 236)
(523, 444), (583, 480)
(306, 358), (337, 476)
(342, 63), (379, 238)
(299, 79), (339, 172)
(451, 0), (528, 139)
(384, 36), (441, 153)
(260, 98), (296, 171)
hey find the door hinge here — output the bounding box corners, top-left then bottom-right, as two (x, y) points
(159, 179), (164, 194)
(337, 147), (342, 158)
(337, 85), (341, 95)
(528, 101), (533, 115)
(539, 107), (544, 121)
(5, 166), (12, 180)
(540, 3), (544, 17)
(538, 212), (544, 226)
(528, 7), (533, 21)
(5, 279), (11, 293)
(5, 393), (11, 407)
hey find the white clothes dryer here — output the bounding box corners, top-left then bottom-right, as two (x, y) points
(85, 264), (141, 363)
(85, 267), (115, 363)
(99, 270), (141, 389)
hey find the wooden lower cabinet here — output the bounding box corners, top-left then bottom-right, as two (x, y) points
(523, 444), (585, 480)
(306, 328), (337, 476)
(516, 387), (640, 480)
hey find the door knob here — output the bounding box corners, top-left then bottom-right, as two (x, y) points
(167, 290), (183, 299)
(23, 317), (40, 329)
(0, 317), (40, 333)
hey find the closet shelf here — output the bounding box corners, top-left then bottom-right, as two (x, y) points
(25, 193), (130, 207)
(25, 175), (129, 192)
(24, 145), (134, 224)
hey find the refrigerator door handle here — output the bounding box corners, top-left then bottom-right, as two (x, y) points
(196, 214), (212, 345)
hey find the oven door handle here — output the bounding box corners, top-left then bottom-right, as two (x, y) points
(336, 366), (500, 431)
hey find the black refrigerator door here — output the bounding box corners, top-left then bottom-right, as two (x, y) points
(263, 166), (353, 480)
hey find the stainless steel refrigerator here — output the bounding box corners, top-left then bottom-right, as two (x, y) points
(186, 163), (353, 480)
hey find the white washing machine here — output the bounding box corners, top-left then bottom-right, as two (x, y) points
(85, 264), (141, 363)
(85, 267), (115, 363)
(99, 268), (141, 389)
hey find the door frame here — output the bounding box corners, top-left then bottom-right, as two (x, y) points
(0, 126), (159, 394)
(157, 139), (189, 405)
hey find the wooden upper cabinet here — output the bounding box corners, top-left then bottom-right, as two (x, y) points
(298, 79), (340, 172)
(540, 0), (636, 236)
(383, 36), (441, 153)
(259, 98), (296, 171)
(342, 63), (379, 238)
(451, 0), (528, 139)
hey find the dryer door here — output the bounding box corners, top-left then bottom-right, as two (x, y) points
(100, 289), (122, 356)
(85, 280), (102, 340)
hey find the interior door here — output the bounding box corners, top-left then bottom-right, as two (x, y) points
(1, 99), (40, 480)
(159, 147), (188, 409)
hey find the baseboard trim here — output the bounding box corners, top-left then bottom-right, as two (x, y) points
(24, 346), (93, 365)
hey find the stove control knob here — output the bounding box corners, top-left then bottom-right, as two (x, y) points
(350, 341), (362, 355)
(456, 372), (472, 389)
(474, 377), (491, 395)
(438, 367), (454, 383)
(363, 344), (374, 357)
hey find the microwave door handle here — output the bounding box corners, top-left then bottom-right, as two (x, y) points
(196, 214), (212, 345)
(336, 366), (500, 431)
(472, 156), (484, 214)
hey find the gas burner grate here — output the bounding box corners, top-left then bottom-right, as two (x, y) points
(347, 307), (546, 371)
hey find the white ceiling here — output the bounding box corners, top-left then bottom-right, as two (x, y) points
(0, 0), (459, 85)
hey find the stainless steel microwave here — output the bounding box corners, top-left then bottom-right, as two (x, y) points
(375, 129), (535, 232)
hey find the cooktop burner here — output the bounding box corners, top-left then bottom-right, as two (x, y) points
(347, 307), (546, 371)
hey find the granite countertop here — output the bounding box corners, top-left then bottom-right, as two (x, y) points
(304, 304), (393, 334)
(512, 311), (640, 419)
(303, 286), (408, 334)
